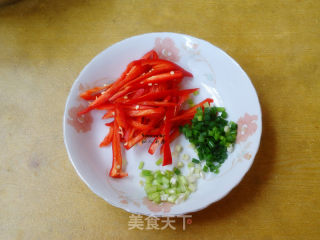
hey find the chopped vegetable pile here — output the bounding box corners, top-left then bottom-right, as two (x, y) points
(140, 169), (194, 204)
(139, 145), (207, 204)
(78, 50), (213, 178)
(180, 106), (238, 173)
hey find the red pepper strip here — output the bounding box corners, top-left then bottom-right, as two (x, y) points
(128, 128), (136, 140)
(177, 92), (192, 106)
(140, 59), (193, 78)
(162, 140), (172, 166)
(148, 127), (161, 135)
(148, 137), (163, 155)
(125, 88), (199, 104)
(126, 108), (165, 117)
(160, 127), (180, 154)
(78, 61), (146, 115)
(108, 86), (131, 102)
(148, 126), (165, 155)
(162, 108), (174, 166)
(109, 119), (128, 178)
(102, 111), (115, 119)
(170, 98), (214, 122)
(147, 95), (171, 155)
(124, 132), (143, 150)
(123, 127), (133, 143)
(122, 64), (178, 89)
(95, 103), (114, 111)
(99, 125), (114, 147)
(180, 98), (214, 114)
(123, 105), (153, 110)
(105, 121), (114, 127)
(129, 119), (155, 130)
(80, 85), (111, 101)
(142, 50), (158, 60)
(115, 105), (127, 129)
(129, 88), (145, 99)
(140, 71), (184, 85)
(124, 118), (159, 150)
(137, 101), (177, 107)
(119, 60), (141, 81)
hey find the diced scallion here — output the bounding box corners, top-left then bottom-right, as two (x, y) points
(155, 158), (163, 166)
(140, 167), (198, 205)
(180, 106), (237, 173)
(138, 161), (144, 169)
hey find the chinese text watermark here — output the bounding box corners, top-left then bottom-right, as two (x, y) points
(128, 214), (192, 231)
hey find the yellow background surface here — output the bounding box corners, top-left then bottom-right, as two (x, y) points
(0, 0), (319, 239)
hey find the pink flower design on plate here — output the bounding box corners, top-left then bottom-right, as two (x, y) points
(142, 197), (173, 213)
(67, 104), (93, 133)
(154, 37), (180, 62)
(236, 113), (258, 143)
(120, 199), (128, 205)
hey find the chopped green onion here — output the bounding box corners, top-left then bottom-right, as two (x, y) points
(187, 162), (195, 168)
(192, 158), (200, 164)
(177, 161), (184, 168)
(173, 167), (181, 175)
(138, 161), (144, 169)
(155, 158), (163, 166)
(180, 106), (237, 174)
(182, 153), (190, 161)
(221, 111), (227, 118)
(174, 144), (183, 153)
(216, 107), (225, 112)
(140, 169), (152, 177)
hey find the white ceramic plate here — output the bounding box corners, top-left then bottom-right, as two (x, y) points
(63, 32), (262, 216)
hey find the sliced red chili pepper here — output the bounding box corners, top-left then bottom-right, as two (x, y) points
(121, 64), (178, 89)
(162, 107), (174, 166)
(142, 50), (159, 60)
(105, 121), (114, 127)
(109, 119), (128, 178)
(100, 125), (114, 147)
(129, 88), (145, 99)
(123, 126), (132, 143)
(141, 59), (193, 77)
(148, 137), (163, 155)
(137, 101), (177, 107)
(124, 118), (160, 150)
(140, 70), (184, 85)
(102, 110), (115, 119)
(177, 92), (192, 107)
(95, 103), (114, 111)
(119, 60), (141, 80)
(124, 131), (143, 150)
(126, 108), (165, 117)
(123, 105), (153, 110)
(125, 88), (198, 104)
(78, 61), (147, 115)
(108, 86), (131, 102)
(159, 127), (180, 153)
(162, 141), (172, 166)
(148, 125), (165, 155)
(115, 105), (127, 129)
(80, 85), (111, 101)
(148, 127), (161, 136)
(170, 98), (214, 122)
(147, 95), (171, 155)
(129, 119), (155, 130)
